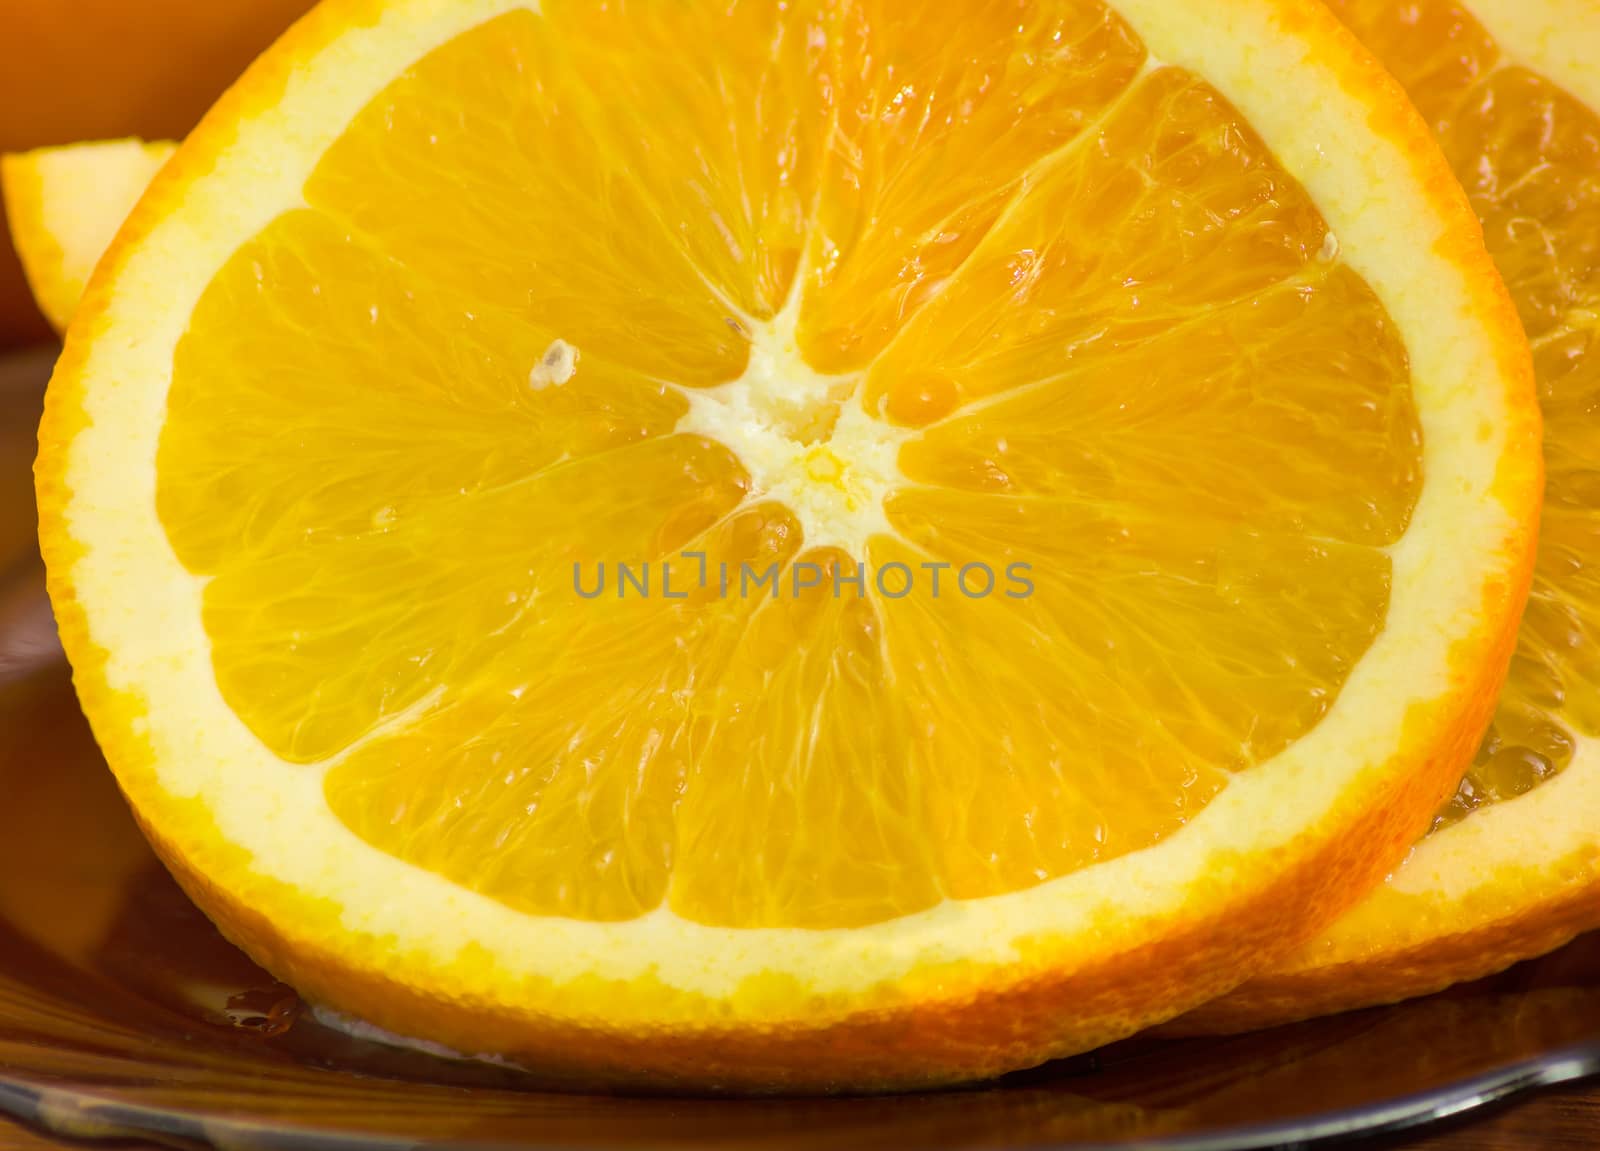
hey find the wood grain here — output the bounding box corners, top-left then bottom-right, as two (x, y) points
(1381, 1084), (1600, 1150)
(4, 1085), (1599, 1150)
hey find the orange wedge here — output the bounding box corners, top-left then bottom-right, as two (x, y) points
(0, 0), (315, 345)
(1178, 0), (1600, 1033)
(2, 140), (177, 333)
(35, 0), (1539, 1089)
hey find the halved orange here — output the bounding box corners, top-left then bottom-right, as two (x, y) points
(36, 0), (1539, 1088)
(1180, 0), (1600, 1033)
(2, 139), (176, 333)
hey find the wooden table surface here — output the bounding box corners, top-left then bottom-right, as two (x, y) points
(1382, 1084), (1600, 1150)
(2, 1081), (1597, 1150)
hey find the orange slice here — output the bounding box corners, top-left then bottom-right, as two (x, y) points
(36, 0), (1539, 1088)
(2, 139), (176, 333)
(1180, 0), (1600, 1033)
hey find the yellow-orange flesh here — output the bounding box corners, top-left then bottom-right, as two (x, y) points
(1331, 0), (1600, 830)
(156, 0), (1421, 929)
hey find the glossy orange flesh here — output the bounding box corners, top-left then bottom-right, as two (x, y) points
(1330, 0), (1600, 831)
(156, 1), (1422, 928)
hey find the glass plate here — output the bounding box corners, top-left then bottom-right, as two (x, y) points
(2, 346), (1597, 1151)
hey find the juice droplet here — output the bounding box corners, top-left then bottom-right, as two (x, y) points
(222, 984), (303, 1036)
(884, 370), (959, 426)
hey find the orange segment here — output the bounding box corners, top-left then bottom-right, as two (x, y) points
(895, 264), (1419, 540)
(878, 491), (1393, 881)
(327, 506), (802, 923)
(160, 209), (697, 574)
(669, 546), (936, 928)
(511, 0), (831, 321)
(1327, 2), (1600, 829)
(867, 68), (1349, 416)
(1439, 63), (1600, 817)
(796, 0), (1147, 372)
(303, 10), (753, 386)
(1180, 0), (1600, 1033)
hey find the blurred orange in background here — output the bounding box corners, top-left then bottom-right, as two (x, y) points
(0, 0), (316, 348)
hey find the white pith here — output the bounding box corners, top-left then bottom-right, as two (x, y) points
(675, 295), (907, 558)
